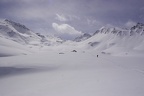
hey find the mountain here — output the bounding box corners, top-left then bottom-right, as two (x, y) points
(93, 23), (144, 36)
(36, 33), (64, 46)
(0, 19), (64, 45)
(0, 19), (42, 45)
(78, 23), (144, 55)
(1, 19), (144, 56)
(0, 19), (64, 56)
(130, 23), (144, 36)
(74, 33), (91, 42)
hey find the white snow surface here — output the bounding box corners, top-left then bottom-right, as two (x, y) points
(0, 20), (144, 96)
(0, 50), (144, 96)
(0, 37), (33, 57)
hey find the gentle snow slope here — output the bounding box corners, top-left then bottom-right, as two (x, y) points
(0, 51), (144, 96)
(0, 37), (32, 57)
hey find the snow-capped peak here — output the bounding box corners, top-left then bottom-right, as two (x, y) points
(0, 19), (43, 44)
(93, 23), (144, 37)
(74, 33), (91, 42)
(5, 19), (29, 29)
(76, 22), (144, 55)
(93, 26), (129, 36)
(4, 19), (31, 34)
(0, 19), (65, 46)
(130, 23), (144, 36)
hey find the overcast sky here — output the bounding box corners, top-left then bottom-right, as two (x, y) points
(0, 0), (144, 39)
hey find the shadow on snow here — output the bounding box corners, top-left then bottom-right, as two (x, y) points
(0, 66), (58, 78)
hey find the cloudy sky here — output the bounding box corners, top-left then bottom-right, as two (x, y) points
(0, 0), (144, 39)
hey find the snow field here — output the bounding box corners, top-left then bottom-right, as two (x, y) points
(0, 51), (144, 96)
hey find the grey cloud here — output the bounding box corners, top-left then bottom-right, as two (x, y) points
(0, 0), (144, 39)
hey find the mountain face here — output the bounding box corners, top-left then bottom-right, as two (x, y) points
(0, 19), (63, 45)
(36, 33), (64, 46)
(74, 33), (91, 42)
(79, 23), (144, 55)
(0, 19), (65, 56)
(0, 19), (42, 44)
(130, 23), (144, 36)
(93, 23), (144, 36)
(1, 19), (144, 56)
(4, 19), (31, 34)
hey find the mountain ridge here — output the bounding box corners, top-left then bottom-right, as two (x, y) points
(77, 23), (144, 55)
(1, 19), (144, 56)
(0, 19), (64, 45)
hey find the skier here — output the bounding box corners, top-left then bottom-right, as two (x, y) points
(97, 55), (98, 58)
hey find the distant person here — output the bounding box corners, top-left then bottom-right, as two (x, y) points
(97, 55), (98, 58)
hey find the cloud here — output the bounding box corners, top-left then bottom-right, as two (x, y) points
(55, 14), (67, 22)
(52, 23), (82, 39)
(55, 14), (80, 22)
(0, 0), (144, 39)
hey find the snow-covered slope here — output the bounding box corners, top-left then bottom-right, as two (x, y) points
(0, 19), (65, 56)
(79, 23), (144, 55)
(0, 19), (42, 45)
(0, 19), (64, 46)
(0, 37), (32, 57)
(36, 33), (64, 46)
(1, 19), (144, 56)
(39, 23), (144, 55)
(1, 20), (144, 96)
(74, 33), (91, 42)
(0, 19), (41, 56)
